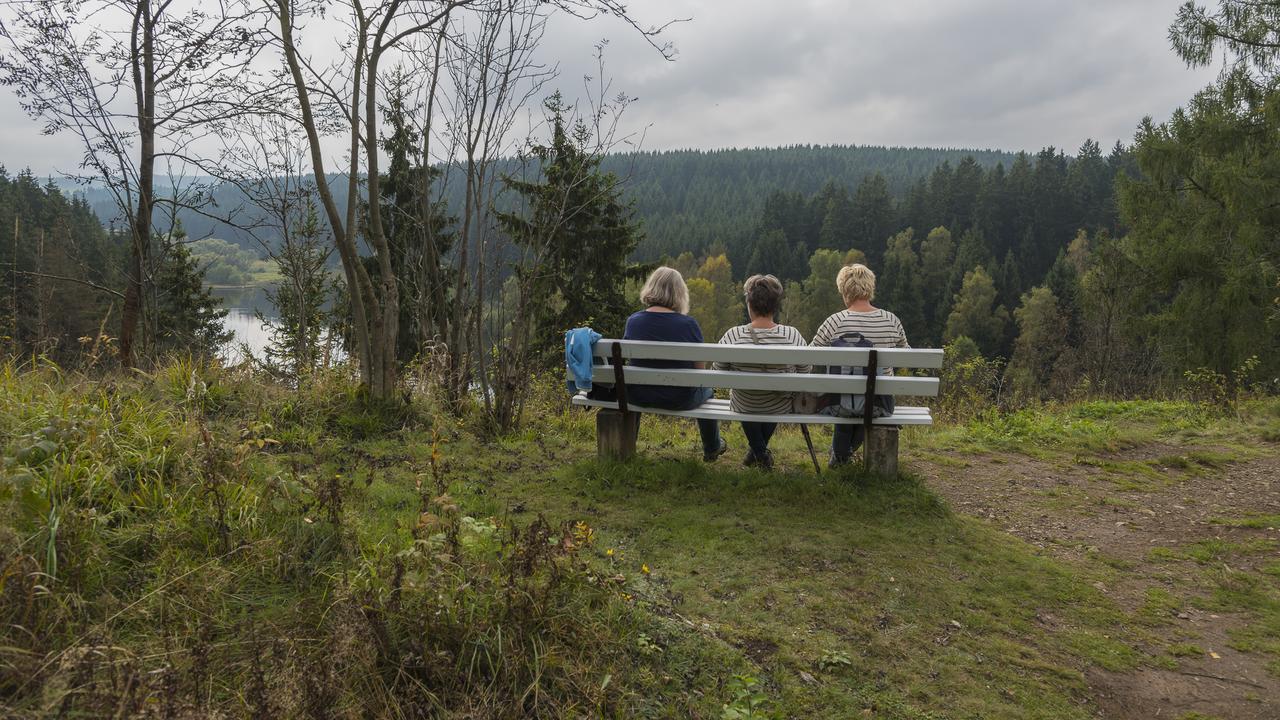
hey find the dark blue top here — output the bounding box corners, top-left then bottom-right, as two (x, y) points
(623, 310), (703, 408)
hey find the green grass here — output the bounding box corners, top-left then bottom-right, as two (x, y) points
(3, 363), (1278, 717)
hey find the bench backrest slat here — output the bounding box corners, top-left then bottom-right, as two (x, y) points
(585, 365), (940, 397)
(592, 339), (943, 369)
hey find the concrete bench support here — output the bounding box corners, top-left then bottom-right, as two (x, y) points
(597, 409), (640, 460)
(865, 426), (899, 476)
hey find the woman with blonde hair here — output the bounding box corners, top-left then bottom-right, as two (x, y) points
(620, 266), (726, 462)
(810, 263), (910, 467)
(713, 274), (808, 469)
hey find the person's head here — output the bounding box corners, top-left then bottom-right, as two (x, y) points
(639, 266), (690, 314)
(743, 274), (784, 319)
(837, 263), (876, 305)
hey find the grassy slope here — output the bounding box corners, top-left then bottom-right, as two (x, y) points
(2, 362), (1277, 718)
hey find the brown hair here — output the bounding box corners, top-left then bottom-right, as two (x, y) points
(743, 274), (784, 318)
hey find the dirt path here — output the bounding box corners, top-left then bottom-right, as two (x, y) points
(916, 450), (1280, 720)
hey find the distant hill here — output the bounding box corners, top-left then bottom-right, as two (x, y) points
(598, 145), (1018, 260)
(66, 144), (1019, 259)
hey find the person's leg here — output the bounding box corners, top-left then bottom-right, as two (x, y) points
(697, 417), (722, 457)
(759, 422), (778, 447)
(688, 387), (723, 458)
(741, 421), (768, 456)
(831, 424), (865, 465)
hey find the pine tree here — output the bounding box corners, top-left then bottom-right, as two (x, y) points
(919, 226), (955, 344)
(260, 201), (335, 379)
(851, 173), (894, 267)
(498, 94), (643, 356)
(153, 228), (231, 357)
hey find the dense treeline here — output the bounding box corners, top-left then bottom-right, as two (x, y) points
(0, 168), (229, 362)
(71, 145), (1017, 261)
(0, 169), (120, 361)
(665, 119), (1276, 395)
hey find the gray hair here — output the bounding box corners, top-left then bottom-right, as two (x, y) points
(639, 266), (690, 314)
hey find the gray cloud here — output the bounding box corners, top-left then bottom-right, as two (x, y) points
(0, 0), (1218, 175)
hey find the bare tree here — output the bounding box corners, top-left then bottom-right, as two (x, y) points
(1, 0), (274, 366)
(265, 0), (673, 401)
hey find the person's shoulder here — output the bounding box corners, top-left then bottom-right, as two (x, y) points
(779, 324), (805, 342)
(820, 309), (852, 327)
(880, 308), (904, 325)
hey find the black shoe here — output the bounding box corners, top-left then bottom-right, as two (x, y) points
(744, 449), (774, 470)
(828, 452), (852, 469)
(703, 438), (728, 463)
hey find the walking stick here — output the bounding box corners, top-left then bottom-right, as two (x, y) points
(800, 424), (821, 473)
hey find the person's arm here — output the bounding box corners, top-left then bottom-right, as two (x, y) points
(895, 316), (911, 348)
(790, 326), (812, 373)
(809, 314), (833, 347)
(712, 329), (732, 371)
(687, 316), (708, 370)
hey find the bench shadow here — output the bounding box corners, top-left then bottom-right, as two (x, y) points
(561, 455), (951, 527)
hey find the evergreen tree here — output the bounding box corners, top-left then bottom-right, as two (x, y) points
(996, 250), (1022, 313)
(951, 229), (994, 292)
(817, 185), (857, 250)
(260, 201), (335, 379)
(746, 228), (807, 282)
(851, 173), (894, 266)
(878, 229), (925, 333)
(1115, 1), (1280, 377)
(498, 95), (643, 356)
(153, 228), (231, 357)
(919, 226), (955, 344)
(378, 73), (455, 365)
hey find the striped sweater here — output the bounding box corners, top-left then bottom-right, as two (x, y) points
(713, 324), (809, 414)
(810, 308), (910, 350)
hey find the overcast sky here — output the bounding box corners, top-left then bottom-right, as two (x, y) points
(1, 0), (1219, 176)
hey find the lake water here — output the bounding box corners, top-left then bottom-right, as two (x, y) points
(212, 285), (275, 363)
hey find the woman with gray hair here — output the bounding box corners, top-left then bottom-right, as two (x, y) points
(620, 266), (727, 462)
(713, 274), (808, 469)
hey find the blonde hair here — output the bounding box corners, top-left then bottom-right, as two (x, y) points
(837, 263), (876, 304)
(743, 274), (784, 317)
(639, 266), (690, 314)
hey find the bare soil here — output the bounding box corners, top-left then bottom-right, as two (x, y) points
(917, 450), (1280, 720)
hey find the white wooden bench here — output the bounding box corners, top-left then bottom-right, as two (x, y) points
(569, 339), (943, 474)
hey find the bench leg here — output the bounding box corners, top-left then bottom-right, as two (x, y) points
(864, 426), (899, 476)
(597, 409), (640, 460)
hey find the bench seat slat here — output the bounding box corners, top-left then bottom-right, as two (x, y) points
(570, 394), (933, 426)
(584, 365), (940, 397)
(592, 339), (944, 369)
